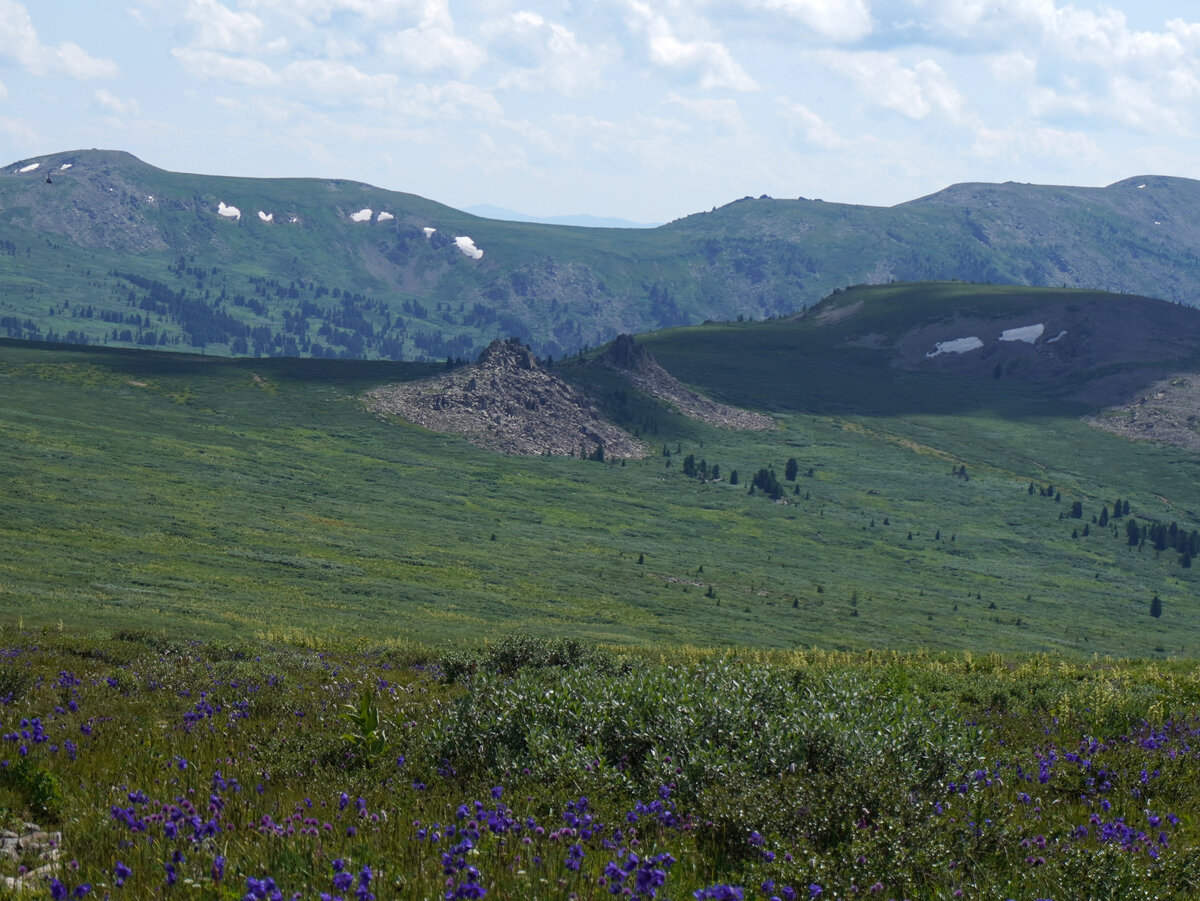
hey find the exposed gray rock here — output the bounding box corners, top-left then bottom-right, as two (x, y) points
(364, 338), (647, 458)
(0, 823), (61, 893)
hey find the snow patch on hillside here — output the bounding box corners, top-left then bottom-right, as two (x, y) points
(926, 337), (983, 357)
(59, 163), (72, 170)
(455, 236), (483, 259)
(1047, 330), (1067, 344)
(217, 202), (241, 220)
(423, 227), (436, 238)
(18, 163), (39, 173)
(1000, 323), (1044, 344)
(350, 208), (372, 223)
(258, 211), (273, 223)
(377, 211), (394, 222)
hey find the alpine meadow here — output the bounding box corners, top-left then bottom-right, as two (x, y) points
(7, 153), (1200, 900)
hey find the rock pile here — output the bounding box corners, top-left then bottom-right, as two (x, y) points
(364, 338), (647, 458)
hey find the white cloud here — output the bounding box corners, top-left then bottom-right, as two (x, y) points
(172, 47), (279, 86)
(281, 59), (399, 103)
(971, 123), (1104, 168)
(989, 51), (1036, 84)
(0, 0), (118, 79)
(776, 97), (848, 149)
(244, 0), (417, 25)
(184, 0), (266, 53)
(395, 80), (503, 120)
(752, 0), (873, 42)
(381, 24), (484, 77)
(93, 89), (142, 117)
(820, 51), (968, 122)
(486, 12), (613, 95)
(665, 93), (746, 131)
(621, 1), (758, 91)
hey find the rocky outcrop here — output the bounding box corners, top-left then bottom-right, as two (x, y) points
(1, 822), (61, 892)
(1086, 373), (1200, 451)
(592, 334), (774, 430)
(364, 338), (647, 458)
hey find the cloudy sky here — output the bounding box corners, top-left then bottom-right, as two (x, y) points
(2, 1), (1198, 223)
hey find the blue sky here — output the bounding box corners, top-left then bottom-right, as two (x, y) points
(2, 1), (1199, 223)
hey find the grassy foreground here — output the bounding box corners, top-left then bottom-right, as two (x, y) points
(3, 630), (1200, 900)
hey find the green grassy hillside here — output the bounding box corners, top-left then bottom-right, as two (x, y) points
(5, 151), (1200, 363)
(5, 283), (1200, 656)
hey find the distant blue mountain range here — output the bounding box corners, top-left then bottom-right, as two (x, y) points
(463, 203), (660, 229)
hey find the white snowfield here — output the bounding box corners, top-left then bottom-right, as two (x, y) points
(928, 323), (1063, 358)
(147, 195), (154, 203)
(258, 211), (273, 223)
(217, 202), (241, 220)
(926, 337), (983, 357)
(454, 236), (483, 260)
(60, 164), (72, 171)
(350, 208), (373, 222)
(18, 163), (39, 173)
(377, 211), (394, 222)
(423, 227), (436, 238)
(999, 323), (1044, 344)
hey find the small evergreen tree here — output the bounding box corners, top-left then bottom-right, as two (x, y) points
(1126, 518), (1140, 546)
(729, 469), (738, 485)
(785, 458), (799, 481)
(1151, 595), (1163, 618)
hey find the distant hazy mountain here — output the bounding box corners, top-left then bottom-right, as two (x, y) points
(463, 203), (660, 229)
(3, 150), (1200, 363)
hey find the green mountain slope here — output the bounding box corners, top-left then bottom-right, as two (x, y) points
(5, 283), (1200, 655)
(3, 151), (1200, 362)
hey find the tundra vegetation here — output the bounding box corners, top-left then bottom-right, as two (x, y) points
(7, 281), (1200, 897)
(5, 631), (1200, 900)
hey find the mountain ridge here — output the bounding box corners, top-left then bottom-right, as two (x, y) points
(4, 149), (1200, 363)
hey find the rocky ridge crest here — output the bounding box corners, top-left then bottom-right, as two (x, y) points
(593, 334), (774, 430)
(363, 338), (647, 458)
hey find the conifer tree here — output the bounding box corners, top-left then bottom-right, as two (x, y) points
(1126, 518), (1140, 546)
